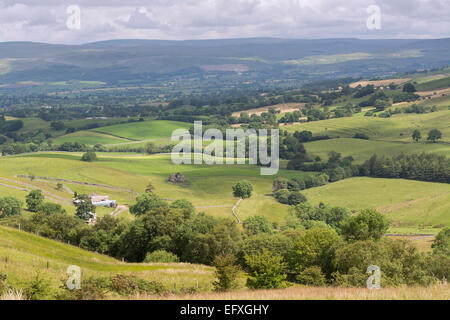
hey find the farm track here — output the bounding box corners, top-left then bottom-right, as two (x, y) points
(15, 175), (136, 194)
(110, 205), (128, 217)
(0, 177), (73, 206)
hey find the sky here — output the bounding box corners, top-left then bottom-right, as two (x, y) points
(0, 0), (449, 44)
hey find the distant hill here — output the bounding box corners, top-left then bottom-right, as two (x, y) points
(0, 38), (450, 89)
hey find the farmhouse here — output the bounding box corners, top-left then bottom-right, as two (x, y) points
(89, 194), (117, 208)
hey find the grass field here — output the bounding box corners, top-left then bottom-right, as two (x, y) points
(302, 177), (450, 233)
(91, 120), (191, 141)
(52, 131), (131, 145)
(0, 152), (312, 225)
(415, 76), (450, 91)
(284, 109), (450, 143)
(0, 226), (219, 297)
(2, 152), (448, 231)
(304, 138), (450, 163)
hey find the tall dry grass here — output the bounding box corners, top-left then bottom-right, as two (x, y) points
(0, 289), (24, 300)
(135, 282), (449, 300)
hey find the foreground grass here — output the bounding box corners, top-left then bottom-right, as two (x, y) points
(0, 226), (216, 296)
(138, 283), (449, 300)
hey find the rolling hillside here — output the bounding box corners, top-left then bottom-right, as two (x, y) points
(0, 226), (217, 298)
(1, 38), (450, 90)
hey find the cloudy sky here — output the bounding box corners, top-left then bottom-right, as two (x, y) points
(0, 0), (449, 44)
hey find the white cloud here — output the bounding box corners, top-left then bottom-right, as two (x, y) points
(0, 0), (448, 43)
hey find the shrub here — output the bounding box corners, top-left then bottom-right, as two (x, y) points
(81, 151), (97, 162)
(274, 189), (290, 204)
(144, 250), (179, 263)
(232, 180), (253, 199)
(432, 227), (450, 256)
(243, 216), (273, 235)
(245, 249), (288, 289)
(296, 266), (327, 286)
(353, 133), (369, 140)
(341, 209), (390, 242)
(0, 197), (22, 218)
(287, 192), (307, 205)
(26, 190), (44, 212)
(212, 254), (241, 292)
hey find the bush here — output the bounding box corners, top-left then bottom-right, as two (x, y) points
(81, 151), (97, 162)
(341, 209), (390, 242)
(245, 249), (288, 289)
(296, 266), (327, 286)
(432, 227), (450, 256)
(287, 192), (307, 205)
(274, 189), (290, 204)
(212, 254), (241, 292)
(26, 190), (44, 212)
(243, 216), (273, 235)
(353, 133), (369, 140)
(232, 180), (253, 199)
(144, 250), (179, 263)
(129, 193), (168, 216)
(0, 197), (22, 218)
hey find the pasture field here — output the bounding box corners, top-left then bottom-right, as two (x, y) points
(284, 109), (450, 143)
(302, 177), (450, 233)
(349, 78), (411, 88)
(52, 131), (130, 145)
(231, 103), (303, 117)
(0, 152), (312, 224)
(0, 226), (220, 297)
(415, 76), (450, 91)
(2, 152), (448, 231)
(304, 138), (450, 163)
(90, 120), (191, 141)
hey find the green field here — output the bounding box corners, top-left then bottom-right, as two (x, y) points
(91, 120), (191, 141)
(284, 109), (450, 143)
(2, 151), (448, 231)
(305, 138), (450, 163)
(52, 131), (130, 145)
(415, 76), (450, 91)
(0, 152), (312, 224)
(0, 226), (218, 297)
(302, 177), (450, 233)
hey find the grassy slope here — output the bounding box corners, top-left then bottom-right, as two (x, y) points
(91, 120), (191, 141)
(0, 153), (308, 224)
(0, 226), (216, 296)
(302, 177), (450, 233)
(284, 110), (450, 143)
(415, 76), (450, 91)
(2, 153), (448, 232)
(52, 131), (130, 145)
(305, 138), (450, 163)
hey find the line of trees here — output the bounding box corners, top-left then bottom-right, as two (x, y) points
(360, 153), (450, 183)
